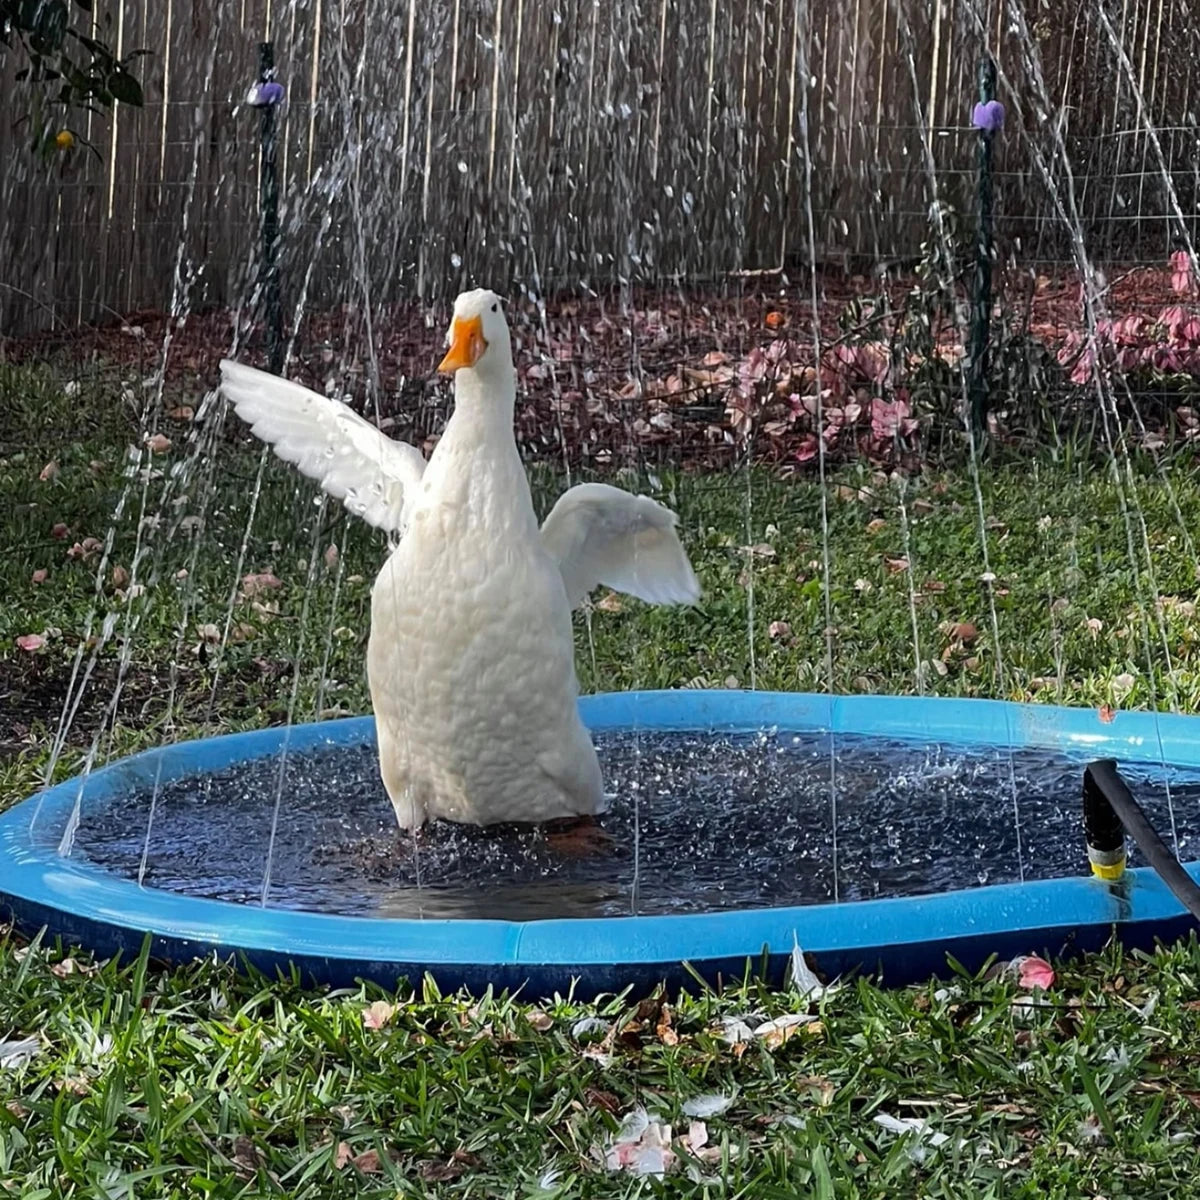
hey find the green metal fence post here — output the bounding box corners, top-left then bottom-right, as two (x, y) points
(258, 41), (283, 374)
(967, 54), (997, 446)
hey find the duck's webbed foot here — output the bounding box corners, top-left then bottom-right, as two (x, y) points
(541, 814), (614, 858)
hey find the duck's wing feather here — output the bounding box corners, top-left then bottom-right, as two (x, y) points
(540, 482), (701, 609)
(219, 360), (426, 533)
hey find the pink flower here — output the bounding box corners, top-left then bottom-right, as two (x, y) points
(737, 347), (769, 393)
(794, 435), (819, 463)
(1152, 346), (1182, 373)
(1069, 349), (1094, 386)
(1160, 305), (1188, 337)
(1112, 314), (1146, 345)
(16, 633), (46, 652)
(870, 396), (917, 440)
(1057, 333), (1082, 368)
(1170, 250), (1194, 296)
(855, 343), (889, 382)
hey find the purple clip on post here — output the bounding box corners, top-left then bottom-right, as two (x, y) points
(971, 100), (1005, 134)
(247, 80), (285, 107)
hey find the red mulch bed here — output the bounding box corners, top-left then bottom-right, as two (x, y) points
(1, 265), (1194, 469)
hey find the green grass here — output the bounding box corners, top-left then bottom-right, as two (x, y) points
(2, 361), (1200, 1195)
(3, 934), (1200, 1196)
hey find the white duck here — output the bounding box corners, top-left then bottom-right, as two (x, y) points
(218, 288), (699, 842)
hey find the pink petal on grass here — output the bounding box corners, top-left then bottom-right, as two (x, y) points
(31, 569), (48, 585)
(16, 634), (46, 652)
(241, 572), (282, 598)
(1014, 955), (1055, 991)
(361, 1000), (398, 1030)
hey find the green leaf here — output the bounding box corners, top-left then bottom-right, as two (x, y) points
(811, 1144), (836, 1200)
(31, 0), (69, 51)
(1077, 1056), (1117, 1141)
(107, 69), (143, 106)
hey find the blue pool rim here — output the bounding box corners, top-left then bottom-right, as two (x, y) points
(2, 690), (1199, 998)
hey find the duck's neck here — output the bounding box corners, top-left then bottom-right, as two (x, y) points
(448, 365), (517, 438)
(428, 362), (534, 530)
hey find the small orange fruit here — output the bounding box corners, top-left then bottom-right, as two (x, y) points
(55, 130), (75, 151)
(765, 310), (785, 329)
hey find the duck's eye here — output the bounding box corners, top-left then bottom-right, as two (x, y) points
(490, 303), (498, 313)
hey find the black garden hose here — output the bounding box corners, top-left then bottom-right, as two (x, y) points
(1083, 758), (1200, 922)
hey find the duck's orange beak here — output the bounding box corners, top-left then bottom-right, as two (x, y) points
(437, 315), (487, 373)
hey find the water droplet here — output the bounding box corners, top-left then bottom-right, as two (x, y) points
(450, 253), (462, 269)
(457, 161), (468, 174)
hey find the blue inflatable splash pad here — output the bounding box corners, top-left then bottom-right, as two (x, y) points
(2, 691), (1198, 997)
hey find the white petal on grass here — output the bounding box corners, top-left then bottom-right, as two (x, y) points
(602, 1107), (677, 1178)
(752, 1013), (819, 1038)
(682, 1093), (734, 1119)
(77, 1030), (114, 1064)
(873, 1111), (982, 1164)
(536, 1166), (563, 1190)
(1102, 1044), (1133, 1070)
(716, 1015), (757, 1044)
(615, 1106), (650, 1142)
(571, 1016), (609, 1040)
(0, 1036), (40, 1068)
(789, 932), (830, 999)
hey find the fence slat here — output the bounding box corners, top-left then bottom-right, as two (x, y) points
(3, 0), (1200, 334)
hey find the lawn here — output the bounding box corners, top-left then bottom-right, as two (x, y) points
(2, 359), (1200, 1196)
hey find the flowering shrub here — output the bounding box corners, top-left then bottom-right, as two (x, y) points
(1056, 305), (1200, 387)
(724, 335), (920, 465)
(1170, 250), (1195, 298)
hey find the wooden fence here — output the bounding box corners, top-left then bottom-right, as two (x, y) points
(2, 0), (1198, 335)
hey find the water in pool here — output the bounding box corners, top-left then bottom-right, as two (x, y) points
(52, 730), (1200, 919)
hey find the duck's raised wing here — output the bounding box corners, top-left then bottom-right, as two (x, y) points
(219, 360), (426, 534)
(540, 482), (701, 609)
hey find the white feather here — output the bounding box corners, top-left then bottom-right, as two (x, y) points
(218, 360), (426, 533)
(539, 482), (701, 609)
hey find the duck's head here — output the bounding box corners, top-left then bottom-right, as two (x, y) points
(437, 288), (512, 379)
